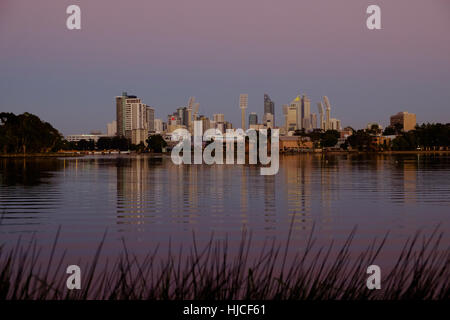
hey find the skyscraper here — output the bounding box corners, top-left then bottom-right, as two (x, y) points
(310, 113), (317, 129)
(177, 107), (189, 127)
(264, 93), (275, 126)
(146, 106), (155, 132)
(239, 94), (248, 130)
(154, 119), (163, 133)
(116, 92), (135, 138)
(317, 102), (325, 130)
(291, 95), (302, 130)
(249, 112), (258, 126)
(116, 92), (148, 144)
(323, 96), (331, 130)
(187, 97), (195, 130)
(302, 95), (311, 131)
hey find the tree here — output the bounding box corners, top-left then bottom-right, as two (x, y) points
(0, 112), (63, 153)
(321, 130), (339, 148)
(347, 130), (372, 151)
(147, 135), (167, 153)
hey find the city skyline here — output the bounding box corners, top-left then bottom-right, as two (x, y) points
(1, 0), (450, 135)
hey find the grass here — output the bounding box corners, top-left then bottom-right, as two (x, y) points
(0, 226), (448, 300)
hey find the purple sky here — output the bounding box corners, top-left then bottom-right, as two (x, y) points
(1, 0), (449, 135)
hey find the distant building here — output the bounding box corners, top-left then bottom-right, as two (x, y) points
(367, 122), (383, 130)
(310, 113), (318, 129)
(288, 94), (311, 131)
(249, 112), (258, 126)
(239, 94), (248, 130)
(213, 113), (225, 123)
(390, 112), (417, 132)
(263, 113), (274, 128)
(264, 93), (275, 126)
(330, 118), (341, 131)
(115, 92), (149, 145)
(279, 136), (313, 151)
(106, 121), (117, 136)
(286, 103), (297, 131)
(176, 107), (189, 127)
(66, 134), (107, 143)
(154, 119), (163, 133)
(301, 95), (311, 131)
(147, 107), (155, 132)
(198, 115), (211, 134)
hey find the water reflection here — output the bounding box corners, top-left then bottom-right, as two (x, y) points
(0, 154), (449, 251)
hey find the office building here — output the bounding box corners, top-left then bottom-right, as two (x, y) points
(239, 94), (248, 130)
(115, 92), (149, 145)
(147, 106), (155, 132)
(154, 119), (163, 133)
(249, 112), (258, 126)
(390, 112), (417, 132)
(310, 113), (317, 129)
(213, 113), (225, 123)
(107, 120), (117, 136)
(264, 93), (275, 126)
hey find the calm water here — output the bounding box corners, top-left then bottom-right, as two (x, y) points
(0, 154), (449, 262)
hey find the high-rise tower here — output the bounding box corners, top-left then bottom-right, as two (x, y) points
(264, 93), (275, 127)
(302, 94), (311, 131)
(323, 96), (331, 130)
(317, 102), (324, 130)
(239, 94), (248, 130)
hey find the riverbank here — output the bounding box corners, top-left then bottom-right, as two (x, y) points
(0, 152), (83, 158)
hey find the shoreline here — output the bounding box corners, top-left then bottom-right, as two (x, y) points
(1, 150), (450, 158)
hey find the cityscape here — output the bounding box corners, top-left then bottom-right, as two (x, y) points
(65, 91), (421, 153)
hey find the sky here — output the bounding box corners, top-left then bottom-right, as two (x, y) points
(0, 0), (449, 135)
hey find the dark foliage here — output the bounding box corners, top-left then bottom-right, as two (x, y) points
(0, 112), (63, 153)
(147, 135), (167, 153)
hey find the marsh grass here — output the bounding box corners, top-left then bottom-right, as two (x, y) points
(0, 226), (448, 300)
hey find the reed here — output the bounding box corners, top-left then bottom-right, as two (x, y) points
(0, 226), (448, 300)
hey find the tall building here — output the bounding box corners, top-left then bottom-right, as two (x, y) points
(264, 93), (275, 126)
(323, 96), (331, 130)
(249, 112), (258, 126)
(239, 94), (248, 130)
(317, 102), (325, 130)
(198, 115), (211, 134)
(154, 119), (163, 133)
(286, 104), (297, 131)
(310, 113), (317, 129)
(291, 95), (302, 130)
(302, 95), (311, 131)
(177, 107), (189, 127)
(263, 113), (274, 128)
(330, 118), (341, 131)
(107, 120), (117, 136)
(187, 97), (195, 130)
(282, 104), (289, 130)
(115, 92), (148, 144)
(390, 112), (417, 132)
(116, 92), (134, 138)
(289, 94), (311, 131)
(146, 106), (155, 132)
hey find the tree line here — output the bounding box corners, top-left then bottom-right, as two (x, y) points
(346, 123), (450, 151)
(0, 112), (168, 154)
(0, 112), (64, 153)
